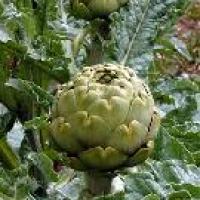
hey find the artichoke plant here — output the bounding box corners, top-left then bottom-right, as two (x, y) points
(50, 64), (160, 171)
(70, 0), (128, 20)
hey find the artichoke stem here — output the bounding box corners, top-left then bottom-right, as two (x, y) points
(85, 172), (114, 196)
(87, 20), (110, 65)
(87, 36), (104, 65)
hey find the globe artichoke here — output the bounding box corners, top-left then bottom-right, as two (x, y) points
(70, 0), (128, 20)
(50, 64), (160, 171)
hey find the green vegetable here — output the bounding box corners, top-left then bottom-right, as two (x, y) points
(70, 0), (128, 20)
(50, 64), (160, 171)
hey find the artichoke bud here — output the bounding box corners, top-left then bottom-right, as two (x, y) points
(50, 64), (160, 171)
(70, 0), (129, 20)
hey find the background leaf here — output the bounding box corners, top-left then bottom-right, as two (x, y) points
(106, 0), (189, 72)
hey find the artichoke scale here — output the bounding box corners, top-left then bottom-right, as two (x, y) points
(79, 146), (128, 170)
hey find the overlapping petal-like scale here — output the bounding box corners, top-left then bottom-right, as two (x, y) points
(50, 117), (82, 153)
(79, 146), (127, 170)
(88, 0), (120, 16)
(78, 90), (100, 110)
(71, 0), (91, 19)
(107, 120), (147, 154)
(57, 90), (77, 118)
(126, 140), (154, 166)
(125, 94), (154, 127)
(68, 111), (111, 147)
(87, 96), (129, 129)
(50, 64), (160, 171)
(70, 0), (128, 20)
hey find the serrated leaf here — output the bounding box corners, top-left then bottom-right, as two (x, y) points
(28, 152), (58, 183)
(47, 171), (86, 200)
(0, 165), (38, 199)
(169, 129), (200, 153)
(6, 78), (54, 110)
(107, 0), (189, 71)
(172, 183), (200, 199)
(24, 116), (49, 131)
(167, 190), (191, 200)
(174, 79), (199, 92)
(141, 194), (160, 200)
(0, 0), (79, 83)
(124, 160), (200, 200)
(151, 77), (199, 127)
(153, 126), (195, 163)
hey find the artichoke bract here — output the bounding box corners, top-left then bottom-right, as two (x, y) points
(70, 0), (128, 20)
(50, 64), (160, 171)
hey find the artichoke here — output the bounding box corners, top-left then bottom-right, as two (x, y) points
(50, 64), (160, 171)
(70, 0), (128, 20)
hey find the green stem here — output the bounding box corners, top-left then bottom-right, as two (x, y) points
(87, 36), (104, 65)
(87, 20), (110, 65)
(0, 137), (20, 169)
(85, 172), (115, 196)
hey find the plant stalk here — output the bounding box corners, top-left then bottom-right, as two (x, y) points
(85, 172), (115, 196)
(0, 137), (20, 169)
(87, 20), (110, 65)
(87, 37), (104, 65)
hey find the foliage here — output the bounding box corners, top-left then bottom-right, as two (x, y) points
(0, 0), (199, 199)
